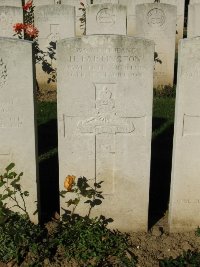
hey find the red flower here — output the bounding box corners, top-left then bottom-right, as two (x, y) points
(13, 23), (25, 33)
(25, 24), (39, 38)
(23, 0), (33, 11)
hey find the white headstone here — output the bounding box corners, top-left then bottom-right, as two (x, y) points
(0, 7), (23, 38)
(33, 0), (57, 5)
(34, 4), (75, 93)
(33, 0), (88, 36)
(0, 38), (38, 222)
(136, 3), (176, 88)
(187, 4), (200, 38)
(0, 0), (22, 6)
(86, 4), (126, 35)
(190, 0), (200, 3)
(118, 0), (184, 47)
(57, 35), (154, 231)
(169, 37), (200, 232)
(93, 0), (119, 3)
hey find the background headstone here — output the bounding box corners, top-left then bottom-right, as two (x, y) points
(136, 3), (177, 88)
(57, 35), (154, 231)
(86, 4), (126, 35)
(187, 4), (200, 38)
(93, 0), (119, 3)
(33, 0), (88, 36)
(117, 0), (184, 47)
(33, 0), (57, 5)
(0, 7), (23, 38)
(0, 38), (38, 222)
(190, 0), (200, 3)
(0, 0), (22, 6)
(34, 4), (75, 93)
(169, 37), (200, 232)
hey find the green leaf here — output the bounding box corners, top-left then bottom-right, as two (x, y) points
(23, 191), (29, 197)
(5, 163), (15, 172)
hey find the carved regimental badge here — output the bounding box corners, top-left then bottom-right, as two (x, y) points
(0, 58), (7, 89)
(96, 8), (116, 25)
(147, 8), (165, 27)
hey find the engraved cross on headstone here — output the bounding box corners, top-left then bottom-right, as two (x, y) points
(63, 83), (145, 193)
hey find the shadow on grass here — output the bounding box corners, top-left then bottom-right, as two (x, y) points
(39, 154), (59, 224)
(38, 119), (58, 156)
(148, 117), (174, 229)
(37, 119), (59, 223)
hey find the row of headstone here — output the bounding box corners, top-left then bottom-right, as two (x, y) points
(33, 2), (178, 90)
(2, 35), (200, 232)
(0, 33), (199, 232)
(0, 1), (189, 89)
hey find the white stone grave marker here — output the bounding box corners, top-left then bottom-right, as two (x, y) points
(0, 7), (23, 38)
(86, 4), (126, 35)
(34, 4), (75, 93)
(0, 38), (38, 222)
(136, 3), (176, 88)
(190, 0), (200, 4)
(33, 0), (88, 36)
(93, 0), (119, 3)
(117, 0), (185, 47)
(57, 35), (154, 231)
(0, 0), (22, 6)
(187, 4), (200, 38)
(169, 37), (200, 232)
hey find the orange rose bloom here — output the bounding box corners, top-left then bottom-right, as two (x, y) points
(13, 23), (25, 33)
(64, 175), (76, 191)
(25, 24), (39, 38)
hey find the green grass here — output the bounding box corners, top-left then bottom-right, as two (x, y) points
(37, 101), (57, 162)
(152, 97), (175, 139)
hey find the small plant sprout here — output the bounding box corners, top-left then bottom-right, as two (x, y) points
(60, 175), (104, 219)
(0, 163), (29, 219)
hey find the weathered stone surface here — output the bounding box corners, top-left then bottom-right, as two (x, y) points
(190, 0), (200, 3)
(60, 0), (88, 36)
(136, 3), (176, 88)
(169, 37), (200, 232)
(117, 0), (184, 47)
(86, 4), (126, 35)
(33, 0), (57, 5)
(0, 0), (22, 6)
(34, 4), (75, 93)
(33, 0), (88, 36)
(0, 7), (23, 38)
(0, 38), (38, 222)
(57, 35), (154, 231)
(93, 0), (119, 3)
(187, 4), (200, 38)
